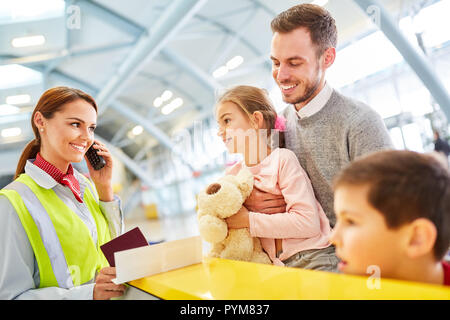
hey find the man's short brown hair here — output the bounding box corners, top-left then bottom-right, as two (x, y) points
(333, 150), (450, 261)
(271, 4), (337, 57)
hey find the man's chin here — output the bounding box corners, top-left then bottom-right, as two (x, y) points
(281, 92), (296, 103)
(281, 89), (310, 105)
(282, 95), (307, 106)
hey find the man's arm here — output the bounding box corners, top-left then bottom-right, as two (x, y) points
(244, 187), (286, 214)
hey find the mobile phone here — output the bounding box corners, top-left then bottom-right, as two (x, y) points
(85, 144), (106, 170)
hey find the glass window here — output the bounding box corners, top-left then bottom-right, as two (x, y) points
(328, 31), (403, 89)
(389, 127), (405, 150)
(366, 81), (402, 119)
(400, 87), (434, 117)
(402, 123), (425, 152)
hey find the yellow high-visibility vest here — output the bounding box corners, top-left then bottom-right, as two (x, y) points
(0, 173), (111, 288)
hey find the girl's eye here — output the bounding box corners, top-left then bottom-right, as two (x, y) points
(89, 127), (96, 132)
(71, 123), (80, 128)
(224, 119), (231, 124)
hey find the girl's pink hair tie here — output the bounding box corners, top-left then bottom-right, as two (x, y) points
(274, 115), (286, 132)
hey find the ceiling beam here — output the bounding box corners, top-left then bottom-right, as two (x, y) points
(193, 13), (268, 67)
(137, 71), (202, 119)
(51, 71), (197, 178)
(76, 0), (147, 37)
(160, 48), (225, 120)
(95, 0), (208, 114)
(217, 53), (271, 81)
(50, 71), (175, 149)
(73, 0), (267, 120)
(208, 4), (259, 73)
(0, 42), (135, 67)
(162, 48), (223, 93)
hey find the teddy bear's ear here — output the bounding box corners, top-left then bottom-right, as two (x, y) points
(235, 168), (254, 199)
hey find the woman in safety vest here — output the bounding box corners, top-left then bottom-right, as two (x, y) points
(0, 87), (126, 299)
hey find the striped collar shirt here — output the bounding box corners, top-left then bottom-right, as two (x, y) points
(33, 153), (83, 203)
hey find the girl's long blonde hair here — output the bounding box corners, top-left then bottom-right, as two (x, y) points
(216, 85), (285, 148)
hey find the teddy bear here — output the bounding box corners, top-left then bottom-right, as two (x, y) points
(196, 168), (271, 264)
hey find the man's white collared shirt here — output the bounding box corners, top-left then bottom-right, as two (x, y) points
(296, 82), (333, 119)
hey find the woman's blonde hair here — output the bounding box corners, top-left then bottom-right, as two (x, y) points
(216, 85), (285, 147)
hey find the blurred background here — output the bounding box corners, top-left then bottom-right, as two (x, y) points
(1, 0), (449, 241)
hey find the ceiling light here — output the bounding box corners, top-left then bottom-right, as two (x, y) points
(1, 127), (22, 138)
(11, 35), (46, 48)
(226, 55), (244, 70)
(161, 97), (183, 115)
(162, 102), (177, 115)
(161, 90), (173, 102)
(6, 94), (31, 105)
(172, 97), (183, 108)
(161, 104), (173, 115)
(213, 66), (228, 79)
(153, 97), (163, 108)
(132, 125), (143, 136)
(0, 104), (20, 116)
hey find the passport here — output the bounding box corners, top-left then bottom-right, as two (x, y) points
(100, 227), (149, 267)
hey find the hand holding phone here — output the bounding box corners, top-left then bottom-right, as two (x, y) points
(86, 143), (106, 170)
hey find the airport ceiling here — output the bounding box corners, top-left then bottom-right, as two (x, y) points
(0, 0), (428, 173)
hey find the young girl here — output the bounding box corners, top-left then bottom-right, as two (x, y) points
(216, 85), (337, 271)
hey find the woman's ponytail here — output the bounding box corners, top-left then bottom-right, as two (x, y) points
(14, 138), (41, 179)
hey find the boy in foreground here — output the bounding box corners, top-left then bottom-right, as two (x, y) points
(330, 150), (450, 286)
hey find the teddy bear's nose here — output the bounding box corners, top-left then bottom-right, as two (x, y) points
(206, 183), (221, 195)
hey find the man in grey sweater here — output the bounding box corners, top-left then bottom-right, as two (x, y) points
(244, 4), (393, 270)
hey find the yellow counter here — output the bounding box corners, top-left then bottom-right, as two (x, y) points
(129, 258), (450, 300)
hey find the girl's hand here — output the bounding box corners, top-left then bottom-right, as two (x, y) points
(85, 140), (114, 202)
(226, 206), (250, 229)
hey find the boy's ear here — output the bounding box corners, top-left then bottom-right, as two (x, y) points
(404, 218), (437, 259)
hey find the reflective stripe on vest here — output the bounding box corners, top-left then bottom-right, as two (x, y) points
(7, 180), (74, 288)
(0, 174), (111, 289)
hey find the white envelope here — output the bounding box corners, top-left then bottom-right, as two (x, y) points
(112, 235), (203, 284)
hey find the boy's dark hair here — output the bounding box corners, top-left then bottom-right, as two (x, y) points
(271, 3), (338, 57)
(333, 150), (450, 261)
